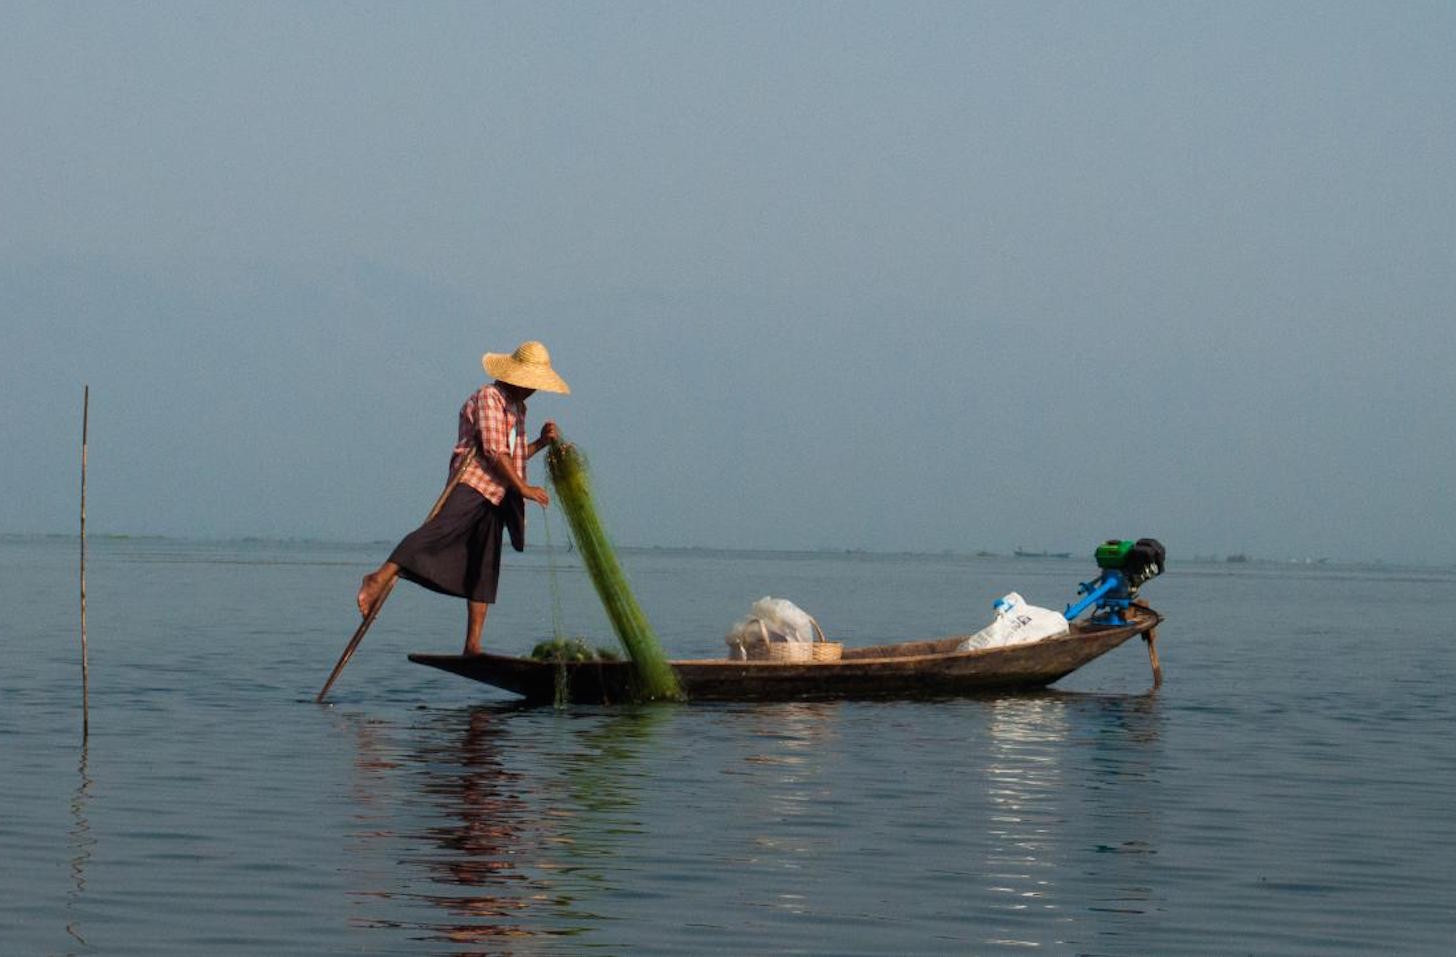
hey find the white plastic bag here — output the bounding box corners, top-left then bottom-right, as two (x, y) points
(957, 591), (1069, 652)
(725, 596), (818, 659)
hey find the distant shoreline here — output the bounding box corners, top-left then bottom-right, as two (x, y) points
(2, 531), (1449, 572)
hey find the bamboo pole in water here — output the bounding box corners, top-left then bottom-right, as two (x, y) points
(79, 386), (90, 739)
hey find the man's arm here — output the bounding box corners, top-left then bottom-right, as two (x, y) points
(481, 449), (549, 506)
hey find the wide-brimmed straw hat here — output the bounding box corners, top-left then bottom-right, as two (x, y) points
(482, 340), (571, 394)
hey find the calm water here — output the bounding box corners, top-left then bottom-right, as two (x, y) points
(4, 534), (1455, 955)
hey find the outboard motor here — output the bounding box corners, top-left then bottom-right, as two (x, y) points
(1064, 538), (1166, 625)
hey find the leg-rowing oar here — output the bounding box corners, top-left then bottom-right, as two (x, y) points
(1144, 625), (1163, 690)
(316, 450), (476, 703)
(1134, 600), (1163, 690)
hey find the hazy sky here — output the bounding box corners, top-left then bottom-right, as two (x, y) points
(4, 2), (1453, 564)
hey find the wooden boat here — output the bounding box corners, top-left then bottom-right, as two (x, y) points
(408, 605), (1164, 705)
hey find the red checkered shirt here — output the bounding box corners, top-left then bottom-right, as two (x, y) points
(451, 384), (528, 505)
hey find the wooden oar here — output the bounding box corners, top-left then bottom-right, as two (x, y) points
(316, 450), (476, 703)
(1135, 600), (1163, 690)
(1144, 626), (1162, 689)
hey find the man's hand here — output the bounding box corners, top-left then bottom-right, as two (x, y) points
(538, 420), (560, 445)
(523, 485), (551, 508)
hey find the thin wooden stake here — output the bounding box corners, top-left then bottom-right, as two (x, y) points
(80, 385), (90, 739)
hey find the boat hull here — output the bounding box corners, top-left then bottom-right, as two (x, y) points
(408, 607), (1162, 705)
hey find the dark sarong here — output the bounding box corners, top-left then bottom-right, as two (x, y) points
(388, 486), (523, 604)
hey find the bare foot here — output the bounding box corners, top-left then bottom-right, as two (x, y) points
(462, 640), (484, 656)
(357, 570), (390, 618)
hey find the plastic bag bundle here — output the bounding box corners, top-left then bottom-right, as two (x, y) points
(956, 591), (1070, 652)
(725, 596), (818, 660)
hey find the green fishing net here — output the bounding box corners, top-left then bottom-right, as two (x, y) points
(546, 441), (683, 702)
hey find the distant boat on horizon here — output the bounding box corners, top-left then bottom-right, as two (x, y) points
(1014, 548), (1073, 559)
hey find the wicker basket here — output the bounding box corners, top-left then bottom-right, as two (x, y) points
(767, 640), (814, 662)
(741, 613), (841, 662)
(811, 641), (843, 662)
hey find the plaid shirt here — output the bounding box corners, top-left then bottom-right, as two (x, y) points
(451, 384), (528, 505)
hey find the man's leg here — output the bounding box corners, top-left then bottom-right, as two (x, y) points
(357, 561), (400, 617)
(464, 600), (489, 655)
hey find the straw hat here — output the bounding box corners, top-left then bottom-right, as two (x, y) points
(482, 341), (570, 394)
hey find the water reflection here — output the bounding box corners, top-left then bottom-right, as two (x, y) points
(546, 707), (668, 914)
(410, 708), (543, 951)
(344, 705), (666, 955)
(740, 702), (837, 785)
(980, 694), (1072, 935)
(725, 702), (842, 917)
(338, 693), (1167, 953)
(978, 691), (1164, 948)
(1072, 692), (1164, 932)
(65, 740), (95, 953)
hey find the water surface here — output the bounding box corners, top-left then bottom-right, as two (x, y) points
(4, 536), (1454, 954)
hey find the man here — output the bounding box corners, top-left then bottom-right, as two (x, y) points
(356, 340), (569, 654)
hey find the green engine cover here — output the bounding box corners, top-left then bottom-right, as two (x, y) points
(1095, 539), (1135, 569)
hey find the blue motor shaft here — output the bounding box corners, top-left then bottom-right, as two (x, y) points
(1063, 570), (1125, 621)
